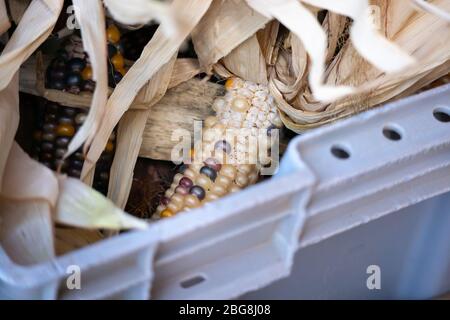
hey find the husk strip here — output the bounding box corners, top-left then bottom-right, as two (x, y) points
(81, 0), (212, 182)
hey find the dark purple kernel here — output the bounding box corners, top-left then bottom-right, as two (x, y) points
(45, 113), (57, 122)
(160, 196), (170, 206)
(200, 166), (217, 181)
(42, 132), (56, 141)
(189, 185), (205, 200)
(65, 73), (83, 87)
(41, 142), (54, 152)
(49, 79), (65, 90)
(49, 67), (66, 80)
(179, 177), (193, 188)
(54, 148), (66, 159)
(71, 160), (84, 170)
(74, 151), (84, 161)
(58, 116), (73, 125)
(55, 136), (70, 148)
(204, 158), (222, 172)
(67, 58), (86, 73)
(43, 123), (56, 132)
(63, 107), (78, 117)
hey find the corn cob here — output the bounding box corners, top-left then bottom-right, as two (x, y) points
(154, 77), (283, 218)
(32, 100), (116, 195)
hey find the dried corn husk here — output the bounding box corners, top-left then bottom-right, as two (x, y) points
(0, 0), (63, 90)
(278, 0), (450, 131)
(66, 0), (108, 165)
(81, 0), (212, 181)
(107, 54), (177, 209)
(0, 0), (10, 35)
(56, 176), (147, 230)
(103, 0), (180, 36)
(6, 0), (31, 24)
(0, 200), (54, 265)
(192, 0), (269, 74)
(412, 0), (450, 21)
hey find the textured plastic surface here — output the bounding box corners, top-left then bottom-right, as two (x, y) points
(1, 84), (449, 299)
(242, 191), (450, 299)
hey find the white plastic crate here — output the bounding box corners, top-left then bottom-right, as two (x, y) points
(1, 84), (449, 300)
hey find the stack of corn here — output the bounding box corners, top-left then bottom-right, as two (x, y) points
(154, 77), (283, 218)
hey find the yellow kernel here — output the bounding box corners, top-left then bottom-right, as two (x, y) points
(56, 124), (75, 137)
(111, 53), (125, 69)
(81, 66), (93, 80)
(225, 78), (234, 90)
(105, 141), (114, 153)
(107, 25), (121, 44)
(160, 209), (173, 218)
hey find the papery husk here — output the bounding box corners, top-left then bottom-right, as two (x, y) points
(56, 176), (148, 230)
(6, 0), (31, 25)
(81, 0), (212, 182)
(0, 200), (54, 265)
(67, 0), (108, 165)
(103, 0), (180, 36)
(107, 54), (177, 210)
(412, 0), (450, 21)
(0, 0), (10, 35)
(2, 143), (58, 205)
(191, 0), (269, 74)
(168, 58), (201, 89)
(222, 34), (268, 85)
(247, 0), (415, 102)
(0, 0), (63, 90)
(279, 0), (450, 131)
(0, 143), (57, 265)
(0, 75), (19, 191)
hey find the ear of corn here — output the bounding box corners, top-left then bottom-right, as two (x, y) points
(154, 77), (282, 218)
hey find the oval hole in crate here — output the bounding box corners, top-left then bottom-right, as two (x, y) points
(433, 107), (450, 123)
(180, 274), (206, 289)
(382, 125), (403, 141)
(331, 145), (351, 160)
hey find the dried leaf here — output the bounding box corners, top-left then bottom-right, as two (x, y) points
(412, 0), (450, 21)
(222, 34), (268, 84)
(192, 0), (269, 73)
(0, 0), (63, 90)
(81, 0), (212, 181)
(0, 200), (54, 265)
(108, 55), (176, 209)
(103, 0), (180, 36)
(66, 0), (108, 164)
(0, 0), (11, 35)
(56, 177), (148, 230)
